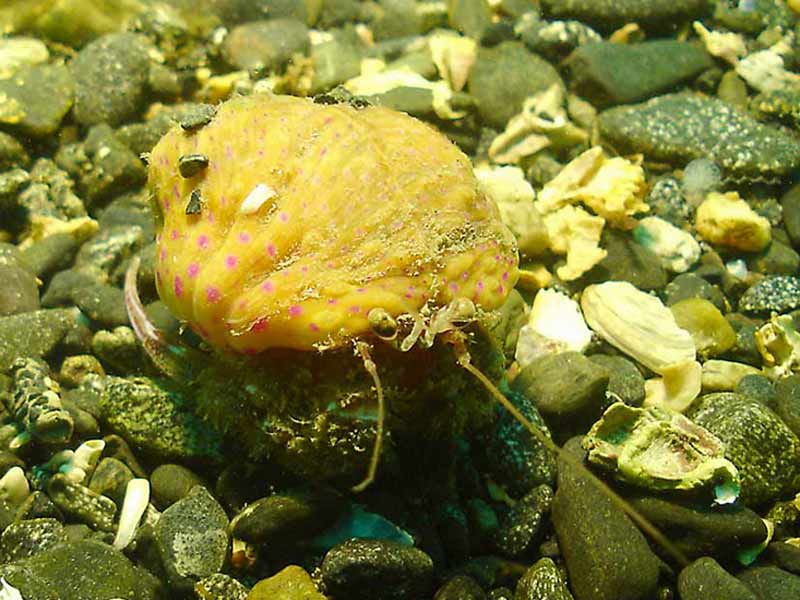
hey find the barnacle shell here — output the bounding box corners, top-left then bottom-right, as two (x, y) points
(148, 93), (518, 353)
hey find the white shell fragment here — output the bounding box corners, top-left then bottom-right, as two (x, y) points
(756, 313), (800, 379)
(113, 478), (151, 551)
(0, 466), (29, 507)
(633, 216), (700, 273)
(644, 360), (702, 413)
(239, 183), (277, 215)
(581, 281), (696, 374)
(515, 289), (592, 369)
(65, 439), (106, 483)
(0, 577), (23, 600)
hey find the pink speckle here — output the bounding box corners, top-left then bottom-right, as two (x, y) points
(164, 197), (170, 210)
(155, 271), (162, 284)
(309, 323), (320, 332)
(349, 306), (360, 314)
(187, 263), (200, 278)
(326, 261), (335, 269)
(497, 285), (505, 294)
(238, 232), (251, 243)
(449, 282), (459, 292)
(301, 265), (309, 273)
(279, 212), (289, 223)
(197, 234), (209, 249)
(251, 318), (268, 332)
(320, 148), (327, 157)
(502, 271), (509, 281)
(327, 298), (337, 305)
(476, 280), (485, 291)
(206, 286), (221, 303)
(461, 271), (469, 281)
(495, 254), (501, 261)
(174, 275), (183, 297)
(159, 248), (167, 261)
(288, 305), (302, 317)
(261, 280), (275, 293)
(170, 229), (179, 240)
(356, 288), (365, 293)
(225, 143), (232, 158)
(225, 255), (238, 269)
(172, 184), (180, 200)
(323, 116), (333, 125)
(266, 243), (277, 257)
(207, 211), (215, 223)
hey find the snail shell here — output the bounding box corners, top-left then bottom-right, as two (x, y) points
(148, 93), (518, 352)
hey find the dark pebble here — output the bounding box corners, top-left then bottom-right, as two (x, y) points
(781, 182), (800, 249)
(0, 63), (74, 137)
(739, 276), (800, 314)
(72, 283), (128, 328)
(88, 457), (134, 506)
(540, 0), (711, 32)
(515, 557), (574, 600)
(768, 542), (800, 575)
(678, 557), (757, 600)
(493, 485), (553, 558)
(18, 233), (81, 280)
(0, 263), (39, 316)
(222, 19), (310, 71)
(588, 354), (645, 407)
(775, 375), (800, 438)
(738, 566), (800, 600)
(230, 486), (344, 546)
(551, 439), (660, 600)
(321, 538), (434, 600)
(0, 518), (67, 562)
(435, 574), (487, 600)
(150, 463), (205, 510)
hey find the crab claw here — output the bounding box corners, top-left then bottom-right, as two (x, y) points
(124, 256), (199, 381)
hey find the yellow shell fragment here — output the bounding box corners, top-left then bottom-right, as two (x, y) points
(148, 93), (518, 352)
(543, 205), (606, 281)
(695, 191), (771, 253)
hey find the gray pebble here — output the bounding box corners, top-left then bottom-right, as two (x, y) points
(678, 557), (757, 600)
(435, 574), (487, 600)
(71, 33), (151, 127)
(154, 485), (229, 592)
(739, 276), (800, 314)
(493, 484), (552, 558)
(72, 283), (128, 328)
(0, 518), (67, 562)
(47, 473), (117, 532)
(222, 19), (310, 71)
(589, 354), (645, 407)
(738, 566), (800, 600)
(687, 393), (800, 506)
(88, 457), (134, 506)
(540, 0), (711, 32)
(0, 263), (39, 316)
(599, 93), (800, 182)
(19, 233), (81, 280)
(0, 63), (73, 137)
(150, 463), (204, 510)
(321, 538), (434, 600)
(775, 375), (800, 439)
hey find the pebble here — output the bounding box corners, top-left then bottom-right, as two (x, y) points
(58, 354), (104, 388)
(99, 376), (222, 463)
(19, 232), (82, 280)
(0, 36), (49, 77)
(0, 262), (39, 315)
(0, 307), (79, 366)
(475, 388), (557, 499)
(448, 0), (492, 39)
(588, 354), (645, 407)
(0, 131), (29, 170)
(0, 539), (163, 600)
(212, 0), (311, 25)
(517, 14), (601, 61)
(150, 463), (205, 510)
(41, 268), (101, 307)
(512, 352), (609, 438)
(515, 557), (574, 600)
(540, 0), (712, 32)
(222, 19), (310, 71)
(467, 41), (563, 129)
(46, 473), (117, 532)
(321, 538), (435, 600)
(628, 495), (768, 560)
(195, 573), (249, 600)
(79, 124), (147, 207)
(687, 392), (800, 506)
(0, 63), (74, 137)
(736, 373), (777, 407)
(738, 566), (800, 600)
(780, 182), (800, 248)
(493, 484), (553, 558)
(670, 297), (736, 358)
(774, 375), (800, 438)
(678, 557), (757, 600)
(739, 276), (800, 314)
(568, 41), (712, 107)
(72, 283), (129, 328)
(435, 574), (487, 600)
(664, 272), (727, 312)
(0, 518), (66, 562)
(598, 93), (800, 181)
(249, 565), (326, 599)
(748, 240), (800, 275)
(88, 457), (134, 506)
(154, 485), (229, 592)
(231, 486), (345, 546)
(309, 35), (363, 94)
(551, 439), (660, 600)
(70, 33), (151, 127)
(589, 229), (667, 291)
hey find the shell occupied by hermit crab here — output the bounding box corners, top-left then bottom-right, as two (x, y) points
(134, 92), (520, 484)
(147, 93), (519, 353)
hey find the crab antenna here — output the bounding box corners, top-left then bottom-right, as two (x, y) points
(445, 331), (690, 568)
(351, 341), (386, 493)
(124, 256), (194, 381)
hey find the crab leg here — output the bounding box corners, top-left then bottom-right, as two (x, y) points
(443, 330), (690, 568)
(351, 341), (386, 493)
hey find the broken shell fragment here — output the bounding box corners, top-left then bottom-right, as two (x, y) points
(584, 402), (740, 502)
(701, 360), (760, 392)
(515, 289), (592, 369)
(644, 359), (702, 413)
(580, 281), (696, 374)
(633, 216), (700, 273)
(543, 205), (606, 281)
(695, 191), (771, 253)
(756, 313), (800, 379)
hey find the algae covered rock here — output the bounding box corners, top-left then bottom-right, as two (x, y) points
(599, 93), (800, 181)
(687, 393), (800, 506)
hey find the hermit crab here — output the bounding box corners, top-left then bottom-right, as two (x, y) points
(126, 92), (685, 564)
(126, 92), (519, 490)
